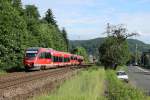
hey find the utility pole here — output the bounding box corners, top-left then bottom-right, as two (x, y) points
(135, 44), (138, 65)
(106, 23), (111, 36)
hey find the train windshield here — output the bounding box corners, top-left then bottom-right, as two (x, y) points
(26, 51), (38, 58)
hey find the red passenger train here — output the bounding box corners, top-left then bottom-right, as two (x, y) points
(23, 47), (84, 71)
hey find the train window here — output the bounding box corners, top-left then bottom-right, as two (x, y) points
(53, 56), (55, 62)
(74, 57), (77, 60)
(68, 58), (70, 62)
(63, 58), (65, 62)
(52, 56), (54, 61)
(66, 58), (68, 62)
(64, 58), (70, 62)
(61, 57), (63, 62)
(26, 53), (37, 58)
(39, 52), (46, 59)
(67, 58), (69, 62)
(64, 58), (66, 62)
(59, 57), (63, 62)
(65, 58), (66, 62)
(53, 56), (60, 62)
(71, 56), (74, 60)
(56, 57), (59, 62)
(54, 56), (57, 62)
(45, 52), (51, 59)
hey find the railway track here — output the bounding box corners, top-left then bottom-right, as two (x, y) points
(0, 65), (92, 89)
(0, 64), (92, 85)
(0, 65), (92, 100)
(0, 67), (73, 89)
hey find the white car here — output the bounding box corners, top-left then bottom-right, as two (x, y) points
(116, 71), (129, 83)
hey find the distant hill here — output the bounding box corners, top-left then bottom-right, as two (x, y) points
(70, 38), (150, 56)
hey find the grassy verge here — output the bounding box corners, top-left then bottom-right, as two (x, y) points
(33, 66), (106, 100)
(106, 70), (149, 100)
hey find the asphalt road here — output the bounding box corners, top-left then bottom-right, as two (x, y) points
(128, 65), (150, 94)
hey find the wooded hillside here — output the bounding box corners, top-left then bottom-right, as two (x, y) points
(0, 0), (68, 69)
(70, 38), (150, 57)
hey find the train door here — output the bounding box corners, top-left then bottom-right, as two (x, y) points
(36, 52), (52, 68)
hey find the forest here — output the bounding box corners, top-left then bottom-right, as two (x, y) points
(0, 0), (69, 70)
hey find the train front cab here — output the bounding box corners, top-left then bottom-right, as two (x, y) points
(24, 48), (54, 71)
(24, 48), (40, 71)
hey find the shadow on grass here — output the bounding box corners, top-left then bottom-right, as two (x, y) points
(5, 67), (25, 73)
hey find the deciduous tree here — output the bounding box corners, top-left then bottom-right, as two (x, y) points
(99, 24), (137, 69)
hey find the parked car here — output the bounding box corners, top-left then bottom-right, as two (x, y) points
(116, 71), (129, 83)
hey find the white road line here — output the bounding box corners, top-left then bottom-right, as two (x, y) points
(135, 66), (149, 72)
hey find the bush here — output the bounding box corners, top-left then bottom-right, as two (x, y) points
(106, 70), (148, 100)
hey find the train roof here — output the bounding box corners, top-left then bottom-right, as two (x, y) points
(27, 47), (53, 50)
(26, 47), (41, 51)
(26, 47), (83, 59)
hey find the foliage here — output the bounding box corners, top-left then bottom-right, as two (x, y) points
(11, 0), (23, 14)
(33, 67), (106, 100)
(0, 0), (69, 70)
(0, 0), (28, 69)
(71, 47), (89, 62)
(99, 24), (137, 69)
(99, 36), (130, 69)
(24, 5), (40, 19)
(43, 9), (57, 27)
(70, 38), (150, 58)
(141, 53), (150, 68)
(70, 38), (104, 58)
(61, 28), (69, 51)
(106, 70), (148, 100)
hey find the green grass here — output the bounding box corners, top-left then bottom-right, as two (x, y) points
(106, 70), (149, 100)
(0, 70), (6, 75)
(33, 67), (106, 100)
(32, 66), (150, 100)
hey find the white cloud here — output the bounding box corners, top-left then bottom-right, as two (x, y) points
(117, 13), (150, 36)
(22, 0), (150, 43)
(108, 12), (150, 43)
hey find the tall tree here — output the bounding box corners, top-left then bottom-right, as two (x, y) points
(0, 0), (28, 69)
(44, 9), (57, 27)
(99, 24), (137, 70)
(24, 5), (40, 19)
(12, 0), (22, 9)
(62, 28), (69, 51)
(99, 37), (130, 69)
(24, 5), (41, 42)
(11, 0), (24, 15)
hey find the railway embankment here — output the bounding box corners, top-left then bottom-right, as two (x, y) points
(0, 67), (83, 100)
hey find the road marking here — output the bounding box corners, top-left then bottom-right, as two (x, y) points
(135, 66), (149, 72)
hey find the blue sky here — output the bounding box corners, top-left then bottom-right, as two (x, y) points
(22, 0), (150, 43)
